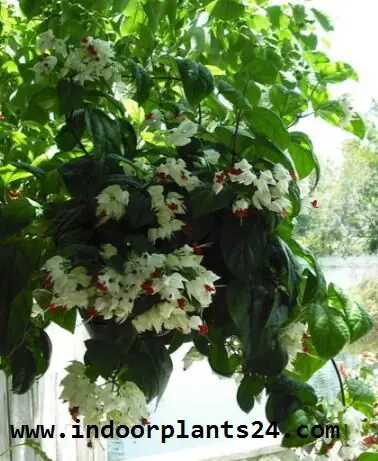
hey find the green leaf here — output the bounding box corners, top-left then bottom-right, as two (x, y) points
(190, 184), (234, 218)
(59, 156), (98, 198)
(343, 113), (366, 139)
(57, 80), (85, 115)
(10, 346), (37, 394)
(276, 238), (302, 297)
(343, 301), (374, 344)
(220, 212), (267, 280)
(20, 0), (46, 19)
(213, 126), (255, 153)
(51, 308), (77, 333)
(85, 108), (122, 156)
(288, 132), (320, 184)
(311, 8), (334, 32)
(306, 52), (358, 83)
(176, 58), (215, 106)
(246, 59), (278, 84)
(290, 351), (326, 382)
(208, 342), (235, 377)
(356, 454), (378, 461)
(245, 108), (289, 150)
(281, 409), (318, 448)
(347, 378), (376, 405)
(6, 291), (33, 350)
(55, 111), (86, 152)
(127, 191), (155, 228)
(269, 85), (308, 121)
(270, 376), (318, 406)
(0, 198), (41, 239)
(237, 376), (256, 413)
(127, 59), (151, 104)
(84, 339), (121, 379)
(307, 303), (350, 359)
(207, 0), (245, 20)
(226, 279), (251, 329)
(10, 162), (46, 179)
(217, 80), (251, 110)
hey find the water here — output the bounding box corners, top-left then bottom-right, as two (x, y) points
(108, 256), (378, 461)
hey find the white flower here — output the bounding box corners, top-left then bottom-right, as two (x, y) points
(229, 159), (256, 186)
(252, 188), (272, 210)
(273, 163), (291, 183)
(37, 30), (55, 52)
(167, 120), (198, 146)
(232, 198), (250, 217)
(203, 149), (220, 165)
(268, 196), (291, 213)
(145, 109), (164, 129)
(54, 38), (68, 57)
(213, 171), (227, 194)
(279, 322), (307, 371)
(253, 169), (276, 193)
(342, 407), (365, 443)
(100, 244), (118, 260)
(32, 55), (57, 82)
(96, 185), (129, 222)
(60, 361), (147, 427)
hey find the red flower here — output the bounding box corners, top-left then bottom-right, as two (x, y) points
(215, 171), (227, 184)
(302, 344), (310, 354)
(339, 363), (348, 378)
(87, 307), (98, 318)
(145, 112), (154, 120)
(192, 242), (202, 255)
(95, 282), (107, 292)
(362, 435), (376, 445)
(42, 275), (53, 289)
(177, 298), (186, 309)
(311, 200), (319, 208)
(47, 303), (57, 315)
(326, 441), (335, 452)
(140, 417), (151, 425)
(233, 208), (249, 218)
(151, 269), (163, 278)
(181, 223), (193, 234)
(204, 284), (215, 293)
(156, 172), (168, 181)
(228, 167), (243, 175)
(86, 44), (97, 56)
(181, 172), (188, 180)
(198, 324), (209, 336)
(69, 407), (80, 420)
(87, 440), (93, 448)
(168, 202), (178, 211)
(141, 281), (154, 296)
(290, 171), (297, 180)
(80, 36), (89, 44)
(302, 332), (311, 340)
(0, 112), (4, 120)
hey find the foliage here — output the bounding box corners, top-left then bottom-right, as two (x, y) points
(0, 0), (375, 455)
(295, 109), (378, 256)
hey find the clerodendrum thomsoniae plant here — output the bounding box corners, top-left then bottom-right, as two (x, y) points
(0, 0), (375, 456)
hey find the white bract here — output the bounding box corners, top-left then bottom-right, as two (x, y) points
(167, 120), (198, 146)
(32, 55), (58, 82)
(60, 361), (147, 427)
(279, 321), (307, 371)
(96, 184), (130, 223)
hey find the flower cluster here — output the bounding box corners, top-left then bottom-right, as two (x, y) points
(155, 157), (201, 191)
(32, 30), (123, 85)
(279, 321), (308, 371)
(39, 245), (218, 334)
(214, 160), (292, 215)
(148, 186), (186, 243)
(60, 361), (147, 427)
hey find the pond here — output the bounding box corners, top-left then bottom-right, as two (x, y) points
(108, 256), (378, 461)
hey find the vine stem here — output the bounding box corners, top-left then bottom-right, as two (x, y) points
(231, 110), (242, 163)
(331, 358), (346, 406)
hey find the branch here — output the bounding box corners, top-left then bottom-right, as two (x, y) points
(331, 358), (346, 406)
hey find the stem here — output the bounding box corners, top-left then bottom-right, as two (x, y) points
(67, 112), (89, 155)
(198, 104), (202, 125)
(231, 110), (242, 162)
(331, 358), (346, 406)
(0, 443), (28, 458)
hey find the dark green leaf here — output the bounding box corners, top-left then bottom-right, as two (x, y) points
(246, 59), (278, 84)
(57, 79), (85, 115)
(237, 376), (256, 413)
(55, 111), (86, 152)
(84, 339), (121, 379)
(311, 8), (334, 32)
(190, 184), (234, 218)
(0, 198), (40, 239)
(288, 132), (320, 185)
(245, 108), (289, 149)
(10, 346), (37, 394)
(176, 58), (214, 106)
(217, 80), (251, 110)
(127, 59), (151, 104)
(307, 303), (350, 359)
(85, 108), (122, 156)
